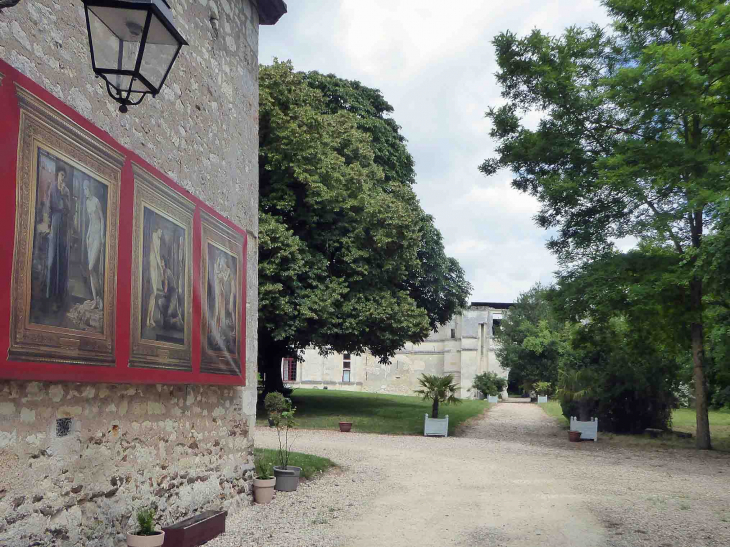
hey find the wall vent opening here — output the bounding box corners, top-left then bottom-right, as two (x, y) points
(56, 418), (73, 438)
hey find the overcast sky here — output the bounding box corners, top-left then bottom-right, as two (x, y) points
(259, 1), (613, 303)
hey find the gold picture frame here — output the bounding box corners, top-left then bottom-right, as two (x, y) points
(129, 164), (194, 371)
(8, 85), (123, 365)
(200, 211), (244, 375)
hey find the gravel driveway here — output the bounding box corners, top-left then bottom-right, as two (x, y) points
(207, 403), (730, 547)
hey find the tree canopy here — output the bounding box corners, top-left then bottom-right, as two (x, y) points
(482, 0), (730, 448)
(259, 61), (471, 390)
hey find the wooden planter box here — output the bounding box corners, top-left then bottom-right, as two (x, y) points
(537, 395), (548, 404)
(486, 395), (499, 403)
(424, 414), (449, 437)
(569, 417), (598, 441)
(162, 510), (227, 547)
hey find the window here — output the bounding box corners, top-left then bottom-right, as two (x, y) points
(343, 353), (351, 382)
(450, 328), (456, 339)
(492, 319), (502, 335)
(282, 357), (297, 382)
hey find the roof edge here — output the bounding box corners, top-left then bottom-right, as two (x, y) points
(256, 0), (287, 25)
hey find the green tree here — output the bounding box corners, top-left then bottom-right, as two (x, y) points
(415, 373), (461, 419)
(481, 0), (730, 448)
(259, 61), (471, 392)
(472, 372), (508, 398)
(495, 284), (566, 390)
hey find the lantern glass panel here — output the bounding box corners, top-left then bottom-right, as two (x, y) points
(139, 14), (181, 90)
(88, 6), (151, 92)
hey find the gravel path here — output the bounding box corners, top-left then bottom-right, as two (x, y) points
(207, 403), (730, 547)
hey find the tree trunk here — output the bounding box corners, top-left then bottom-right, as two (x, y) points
(690, 277), (712, 449)
(258, 334), (288, 395)
(432, 399), (439, 419)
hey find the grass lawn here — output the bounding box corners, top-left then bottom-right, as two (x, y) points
(254, 447), (336, 479)
(257, 388), (491, 436)
(540, 400), (569, 428)
(539, 400), (730, 451)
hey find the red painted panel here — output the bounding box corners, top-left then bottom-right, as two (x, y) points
(0, 59), (247, 386)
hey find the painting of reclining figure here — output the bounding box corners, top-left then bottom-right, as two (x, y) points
(129, 164), (194, 371)
(9, 87), (121, 366)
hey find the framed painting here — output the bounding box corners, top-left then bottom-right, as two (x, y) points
(8, 85), (123, 365)
(200, 211), (244, 375)
(129, 164), (194, 370)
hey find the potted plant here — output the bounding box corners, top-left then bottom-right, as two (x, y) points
(557, 369), (599, 441)
(535, 381), (551, 403)
(338, 420), (352, 432)
(252, 457), (276, 504)
(264, 392), (301, 492)
(415, 373), (461, 437)
(471, 372), (507, 403)
(127, 507), (164, 547)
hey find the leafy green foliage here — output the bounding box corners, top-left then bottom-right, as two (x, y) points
(258, 61), (471, 391)
(254, 457), (273, 480)
(415, 373), (461, 419)
(472, 372), (507, 398)
(534, 382), (552, 396)
(495, 284), (567, 390)
(135, 507), (156, 536)
(482, 0), (730, 448)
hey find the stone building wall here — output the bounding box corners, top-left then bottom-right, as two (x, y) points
(0, 381), (250, 546)
(0, 0), (268, 545)
(289, 304), (512, 399)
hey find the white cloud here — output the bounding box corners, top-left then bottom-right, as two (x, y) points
(260, 0), (612, 302)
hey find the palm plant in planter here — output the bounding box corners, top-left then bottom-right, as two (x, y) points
(416, 374), (460, 437)
(535, 381), (552, 403)
(126, 507), (164, 547)
(557, 369), (599, 441)
(264, 392), (300, 492)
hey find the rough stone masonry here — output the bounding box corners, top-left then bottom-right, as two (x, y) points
(0, 0), (279, 544)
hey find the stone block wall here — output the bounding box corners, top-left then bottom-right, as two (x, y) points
(0, 381), (252, 546)
(0, 0), (264, 544)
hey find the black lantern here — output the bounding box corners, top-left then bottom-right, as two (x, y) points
(83, 0), (188, 112)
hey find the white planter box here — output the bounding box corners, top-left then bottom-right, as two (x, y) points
(537, 395), (548, 404)
(424, 414), (449, 437)
(570, 416), (598, 441)
(487, 395), (499, 403)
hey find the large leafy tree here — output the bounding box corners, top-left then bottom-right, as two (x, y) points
(259, 61), (471, 391)
(481, 0), (730, 448)
(495, 283), (566, 390)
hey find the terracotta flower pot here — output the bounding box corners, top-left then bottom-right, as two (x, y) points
(339, 421), (352, 432)
(126, 531), (165, 547)
(568, 430), (582, 442)
(253, 477), (276, 504)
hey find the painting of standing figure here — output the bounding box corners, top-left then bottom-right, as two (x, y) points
(207, 244), (238, 354)
(141, 209), (186, 344)
(200, 211), (243, 375)
(9, 87), (121, 366)
(129, 164), (193, 371)
(30, 148), (109, 333)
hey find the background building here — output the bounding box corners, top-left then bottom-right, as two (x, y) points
(286, 303), (512, 399)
